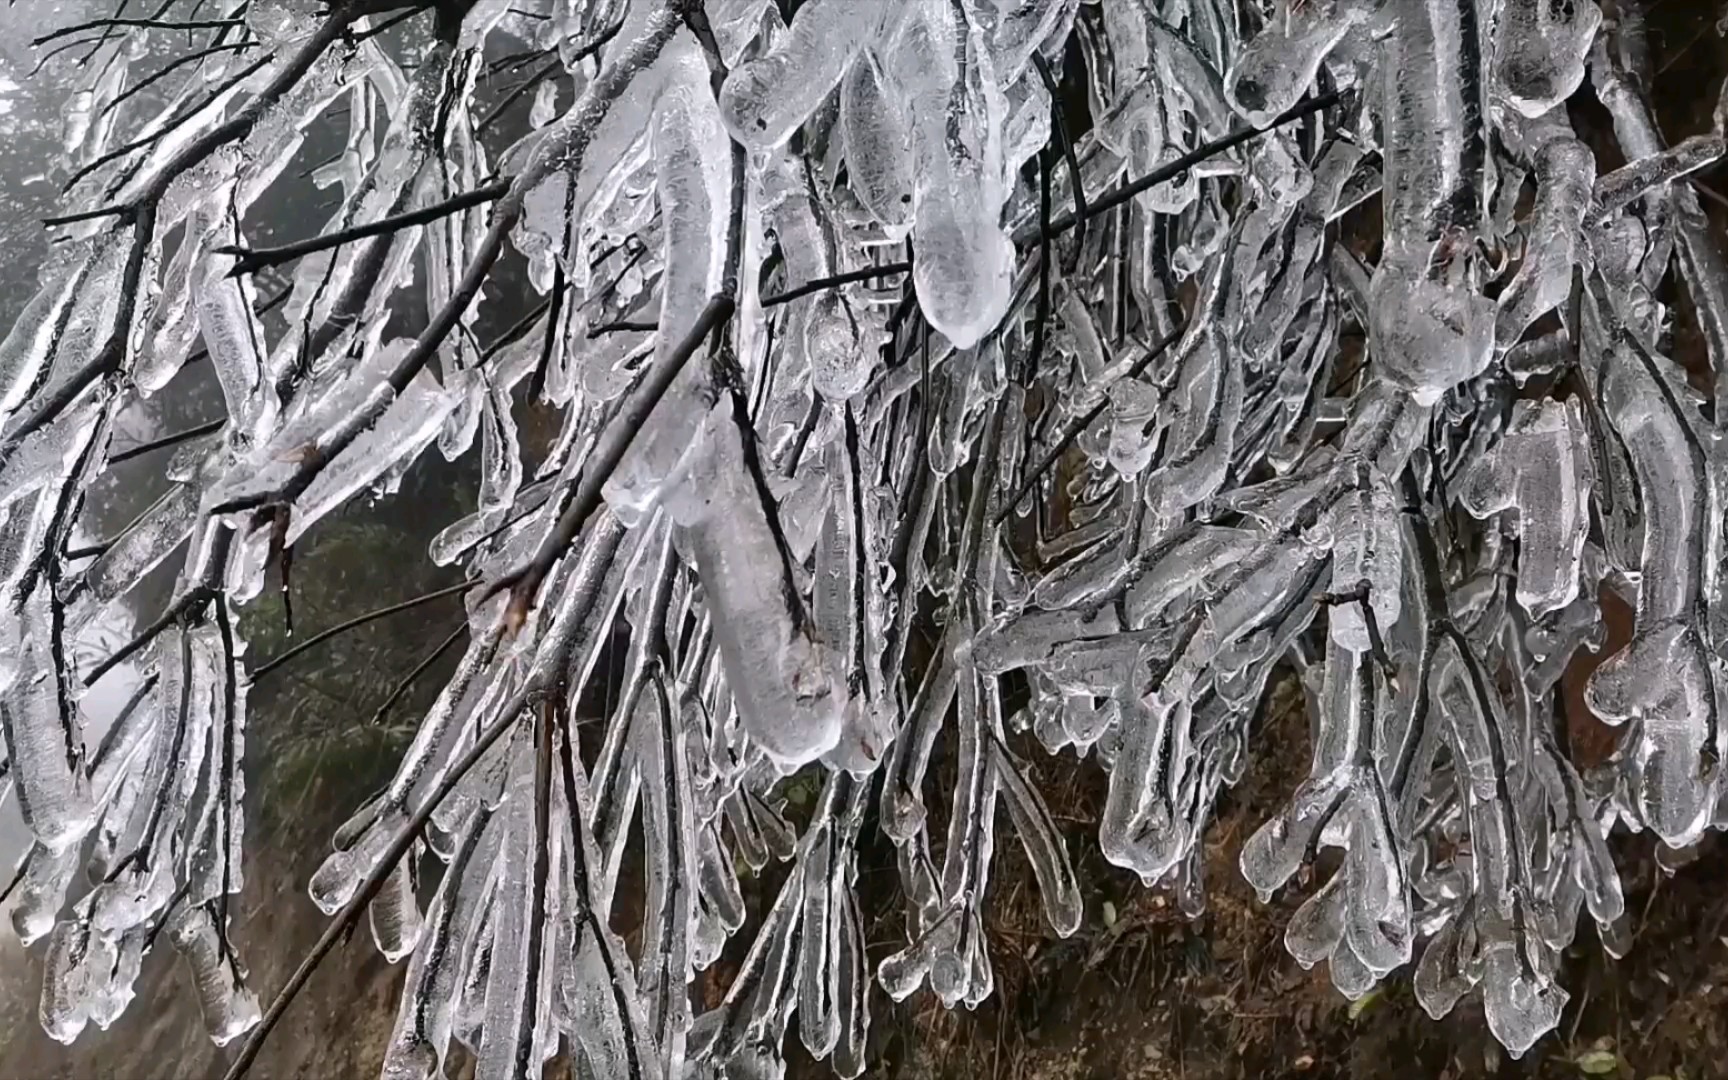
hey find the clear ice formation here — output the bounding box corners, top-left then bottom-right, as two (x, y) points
(4, 0), (1727, 1073)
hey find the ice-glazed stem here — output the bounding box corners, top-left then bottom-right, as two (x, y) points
(683, 404), (842, 767)
(1, 622), (92, 854)
(1367, 0), (1495, 403)
(1493, 0), (1601, 118)
(1225, 0), (1385, 128)
(167, 903), (261, 1047)
(380, 808), (501, 1080)
(894, 0), (1015, 348)
(602, 48), (733, 523)
(1592, 35), (1728, 427)
(1583, 327), (1721, 846)
(638, 671), (695, 1073)
(1496, 138), (1595, 347)
(718, 0), (885, 150)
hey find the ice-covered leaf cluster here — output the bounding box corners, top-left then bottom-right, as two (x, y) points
(5, 0), (1728, 1073)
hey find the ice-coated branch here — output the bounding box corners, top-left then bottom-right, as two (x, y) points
(205, 0), (692, 518)
(9, 0), (1728, 1075)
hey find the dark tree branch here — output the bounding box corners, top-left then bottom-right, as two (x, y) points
(762, 261), (911, 308)
(587, 319), (658, 337)
(1021, 137), (1053, 387)
(496, 292), (737, 610)
(368, 623), (466, 727)
(84, 584), (213, 688)
(250, 580), (474, 681)
(42, 204), (136, 227)
(1031, 50), (1086, 255)
(107, 419), (225, 466)
(480, 297), (552, 363)
(529, 265), (567, 403)
(33, 17), (243, 46)
(1013, 89), (1343, 245)
(217, 180), (510, 276)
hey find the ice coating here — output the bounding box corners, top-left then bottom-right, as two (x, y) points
(1226, 0), (1386, 129)
(1494, 0), (1602, 119)
(1369, 0), (1496, 402)
(718, 0), (883, 150)
(6, 0), (1728, 1073)
(1496, 137), (1595, 346)
(681, 403), (843, 767)
(602, 55), (733, 523)
(893, 0), (1015, 348)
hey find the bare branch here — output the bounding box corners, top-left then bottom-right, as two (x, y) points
(367, 623), (466, 727)
(216, 180), (511, 276)
(250, 580), (474, 681)
(33, 17), (243, 47)
(106, 419), (225, 466)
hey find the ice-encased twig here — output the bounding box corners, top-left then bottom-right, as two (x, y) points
(16, 1), (1728, 1074)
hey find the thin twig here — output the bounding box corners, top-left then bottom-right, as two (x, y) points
(475, 14), (626, 131)
(994, 327), (1182, 523)
(250, 580), (474, 680)
(84, 586), (213, 687)
(762, 261), (912, 308)
(33, 16), (242, 46)
(756, 93), (1340, 313)
(588, 319), (658, 336)
(217, 180), (510, 276)
(368, 623), (467, 727)
(475, 54), (560, 131)
(107, 419), (225, 466)
(1032, 51), (1087, 255)
(61, 47), (280, 196)
(1013, 90), (1343, 246)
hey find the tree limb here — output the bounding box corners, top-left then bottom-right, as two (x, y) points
(217, 180), (511, 276)
(250, 580), (474, 681)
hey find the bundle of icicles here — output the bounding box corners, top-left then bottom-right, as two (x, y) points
(3, 0), (1726, 1073)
